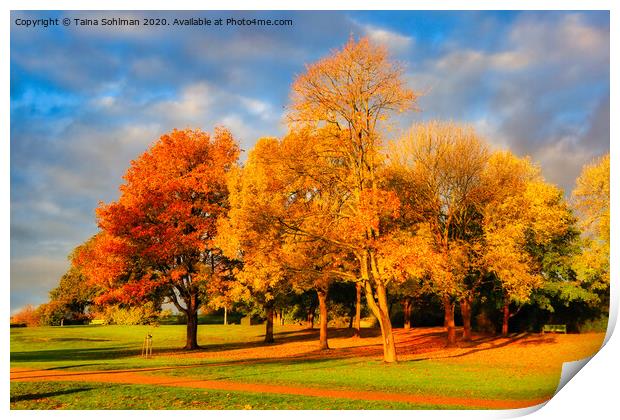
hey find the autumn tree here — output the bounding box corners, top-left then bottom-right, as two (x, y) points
(202, 256), (243, 326)
(220, 133), (352, 348)
(388, 276), (427, 331)
(284, 37), (417, 362)
(525, 218), (593, 328)
(11, 305), (41, 327)
(514, 153), (611, 330)
(77, 128), (239, 349)
(217, 137), (293, 344)
(482, 152), (572, 336)
(276, 124), (428, 354)
(41, 243), (102, 326)
(50, 267), (96, 315)
(572, 154), (610, 297)
(285, 240), (345, 350)
(388, 122), (489, 346)
(43, 263), (100, 325)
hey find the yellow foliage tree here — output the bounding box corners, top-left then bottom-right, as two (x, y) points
(216, 138), (291, 343)
(284, 37), (418, 362)
(482, 152), (571, 336)
(388, 121), (489, 346)
(572, 154), (610, 293)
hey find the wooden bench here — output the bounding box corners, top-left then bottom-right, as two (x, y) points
(542, 324), (567, 334)
(89, 319), (105, 325)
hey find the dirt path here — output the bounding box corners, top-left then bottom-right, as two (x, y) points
(11, 367), (549, 409)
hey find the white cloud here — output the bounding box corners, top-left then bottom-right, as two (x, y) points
(145, 81), (277, 130)
(358, 23), (413, 53)
(533, 138), (596, 193)
(240, 97), (272, 120)
(509, 13), (608, 63)
(150, 82), (215, 122)
(405, 12), (608, 194)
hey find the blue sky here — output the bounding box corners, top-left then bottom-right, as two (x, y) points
(10, 10), (610, 312)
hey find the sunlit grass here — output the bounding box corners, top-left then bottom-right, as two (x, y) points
(10, 324), (604, 409)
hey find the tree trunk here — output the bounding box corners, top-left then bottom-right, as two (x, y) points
(502, 302), (510, 337)
(306, 306), (315, 329)
(376, 283), (397, 362)
(264, 303), (274, 344)
(279, 309), (284, 326)
(317, 289), (330, 350)
(443, 297), (456, 347)
(460, 297), (472, 341)
(184, 292), (200, 350)
(364, 280), (397, 363)
(224, 307), (227, 326)
(403, 297), (412, 330)
(354, 282), (362, 338)
(362, 251), (398, 363)
(185, 310), (199, 349)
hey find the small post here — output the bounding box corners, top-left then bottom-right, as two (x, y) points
(142, 333), (153, 358)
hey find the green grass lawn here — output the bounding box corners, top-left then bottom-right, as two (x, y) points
(10, 324), (277, 370)
(157, 355), (557, 400)
(10, 381), (459, 410)
(11, 324), (595, 409)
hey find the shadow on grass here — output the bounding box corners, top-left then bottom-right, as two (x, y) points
(273, 327), (380, 340)
(10, 386), (94, 403)
(10, 328), (378, 366)
(50, 338), (112, 342)
(18, 329), (529, 379)
(11, 326), (539, 374)
(204, 357), (369, 382)
(516, 336), (557, 346)
(170, 327), (383, 355)
(409, 333), (532, 362)
(10, 353), (365, 382)
(44, 363), (105, 371)
(10, 346), (142, 363)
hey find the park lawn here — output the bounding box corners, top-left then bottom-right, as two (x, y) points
(10, 324), (245, 370)
(10, 324), (605, 409)
(11, 381), (448, 410)
(157, 356), (558, 400)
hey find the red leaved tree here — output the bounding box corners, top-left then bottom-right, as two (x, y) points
(77, 128), (239, 349)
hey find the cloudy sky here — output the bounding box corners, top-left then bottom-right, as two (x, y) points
(10, 10), (609, 312)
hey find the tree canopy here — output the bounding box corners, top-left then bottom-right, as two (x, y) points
(76, 128), (239, 349)
(40, 37), (609, 361)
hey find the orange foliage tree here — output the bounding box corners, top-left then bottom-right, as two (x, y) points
(388, 122), (489, 346)
(218, 136), (346, 348)
(11, 304), (41, 327)
(283, 37), (417, 362)
(76, 128), (239, 349)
